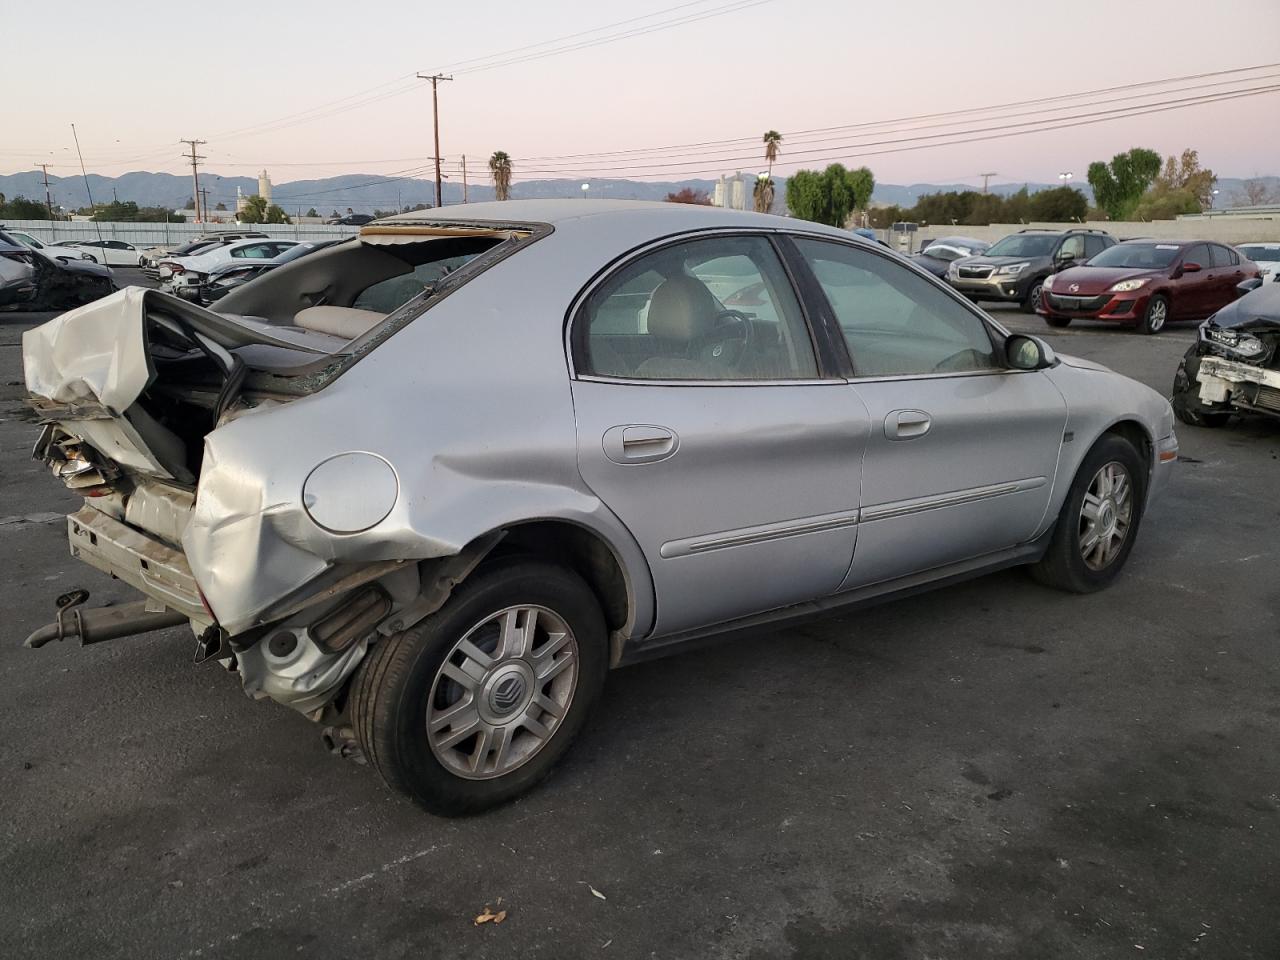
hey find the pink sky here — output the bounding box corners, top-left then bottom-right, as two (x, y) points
(4, 0), (1278, 187)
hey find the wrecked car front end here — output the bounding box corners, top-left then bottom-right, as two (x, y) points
(1172, 281), (1280, 426)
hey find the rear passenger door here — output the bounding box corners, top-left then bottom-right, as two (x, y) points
(569, 232), (871, 638)
(1209, 244), (1245, 309)
(787, 236), (1066, 587)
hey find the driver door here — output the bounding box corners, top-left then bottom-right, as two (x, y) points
(788, 236), (1067, 587)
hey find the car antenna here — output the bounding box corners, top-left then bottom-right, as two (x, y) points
(70, 123), (109, 255)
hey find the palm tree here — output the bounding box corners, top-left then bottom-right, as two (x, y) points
(753, 175), (774, 214)
(763, 131), (782, 177)
(489, 151), (513, 201)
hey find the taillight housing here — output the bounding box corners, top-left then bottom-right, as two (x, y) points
(160, 261), (185, 275)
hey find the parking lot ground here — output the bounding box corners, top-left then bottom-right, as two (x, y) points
(1, 294), (1278, 959)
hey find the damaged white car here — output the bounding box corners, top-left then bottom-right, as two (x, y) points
(23, 200), (1178, 815)
(1172, 277), (1280, 426)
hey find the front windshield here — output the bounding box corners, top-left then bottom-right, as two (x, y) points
(1086, 243), (1180, 269)
(1239, 245), (1280, 263)
(984, 234), (1057, 258)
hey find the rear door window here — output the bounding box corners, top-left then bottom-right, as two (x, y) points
(1084, 236), (1107, 259)
(577, 234), (818, 381)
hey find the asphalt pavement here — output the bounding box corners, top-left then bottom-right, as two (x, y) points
(1, 277), (1278, 959)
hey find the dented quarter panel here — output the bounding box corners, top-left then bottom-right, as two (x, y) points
(185, 211), (664, 638)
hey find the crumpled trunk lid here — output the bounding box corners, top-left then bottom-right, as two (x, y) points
(24, 286), (330, 484)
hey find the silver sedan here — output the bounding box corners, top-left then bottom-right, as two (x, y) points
(23, 200), (1177, 815)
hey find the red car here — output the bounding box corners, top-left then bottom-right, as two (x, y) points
(1038, 239), (1259, 335)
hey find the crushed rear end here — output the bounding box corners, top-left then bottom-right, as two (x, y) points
(21, 222), (531, 718)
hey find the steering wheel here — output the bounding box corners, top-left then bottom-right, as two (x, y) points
(694, 309), (754, 368)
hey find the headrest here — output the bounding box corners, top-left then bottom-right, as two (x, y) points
(293, 305), (385, 340)
(646, 274), (717, 342)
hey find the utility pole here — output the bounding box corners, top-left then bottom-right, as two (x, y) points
(416, 73), (452, 208)
(461, 154), (468, 203)
(180, 138), (207, 222)
(198, 186), (211, 221)
(40, 163), (54, 218)
(979, 172), (999, 194)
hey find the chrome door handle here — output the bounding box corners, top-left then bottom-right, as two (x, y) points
(886, 409), (931, 440)
(603, 425), (679, 464)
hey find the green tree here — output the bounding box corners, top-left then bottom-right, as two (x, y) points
(1087, 148), (1161, 220)
(1132, 188), (1201, 221)
(1, 195), (51, 219)
(752, 176), (775, 213)
(306, 207), (319, 218)
(489, 151), (513, 201)
(215, 201), (228, 211)
(786, 164), (876, 226)
(1028, 186), (1088, 222)
(762, 130), (782, 178)
(665, 187), (711, 205)
(239, 195), (268, 223)
(1153, 148), (1216, 210)
(264, 204), (291, 224)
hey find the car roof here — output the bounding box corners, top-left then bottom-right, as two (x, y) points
(374, 198), (851, 237)
(924, 235), (987, 247)
(1112, 238), (1206, 246)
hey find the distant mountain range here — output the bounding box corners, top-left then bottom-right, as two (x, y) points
(2, 169), (1276, 216)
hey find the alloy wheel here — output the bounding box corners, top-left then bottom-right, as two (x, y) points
(427, 605), (578, 780)
(1078, 461), (1133, 571)
(1147, 298), (1167, 332)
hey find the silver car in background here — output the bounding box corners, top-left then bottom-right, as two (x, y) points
(22, 200), (1177, 815)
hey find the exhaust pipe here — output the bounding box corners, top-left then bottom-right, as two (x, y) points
(24, 601), (188, 649)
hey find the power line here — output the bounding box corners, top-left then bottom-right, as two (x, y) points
(449, 0), (773, 76)
(509, 61), (1280, 163)
(504, 83), (1280, 180)
(433, 0), (719, 71)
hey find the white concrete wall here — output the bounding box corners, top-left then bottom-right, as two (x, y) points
(5, 220), (358, 245)
(908, 213), (1280, 248)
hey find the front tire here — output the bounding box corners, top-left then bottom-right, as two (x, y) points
(1044, 315), (1071, 328)
(1022, 279), (1045, 313)
(1139, 294), (1169, 335)
(350, 558), (607, 816)
(1030, 434), (1147, 593)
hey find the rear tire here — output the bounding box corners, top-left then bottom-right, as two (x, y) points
(1139, 294), (1169, 335)
(1030, 434), (1147, 593)
(349, 557), (607, 816)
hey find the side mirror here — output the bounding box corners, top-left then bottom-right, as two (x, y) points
(1237, 277), (1263, 294)
(1180, 261), (1202, 274)
(1006, 334), (1057, 371)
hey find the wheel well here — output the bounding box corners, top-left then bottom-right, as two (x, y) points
(489, 521), (630, 634)
(1103, 420), (1153, 481)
